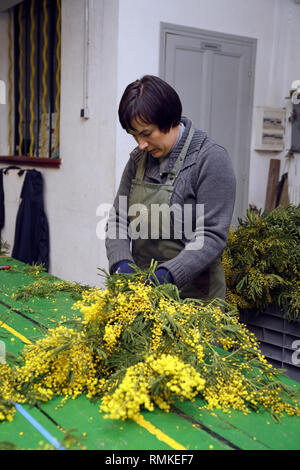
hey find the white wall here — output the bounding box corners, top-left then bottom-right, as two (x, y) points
(0, 11), (10, 156)
(45, 0), (118, 287)
(115, 0), (300, 209)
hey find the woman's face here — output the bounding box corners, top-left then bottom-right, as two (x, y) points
(128, 118), (180, 158)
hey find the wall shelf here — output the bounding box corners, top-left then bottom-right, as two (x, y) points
(0, 156), (61, 168)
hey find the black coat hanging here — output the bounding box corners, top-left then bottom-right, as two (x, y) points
(12, 169), (49, 271)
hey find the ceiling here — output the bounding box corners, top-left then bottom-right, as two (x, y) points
(0, 0), (23, 13)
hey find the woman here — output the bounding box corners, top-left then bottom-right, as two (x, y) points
(105, 75), (236, 300)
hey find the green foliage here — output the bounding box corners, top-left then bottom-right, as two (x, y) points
(223, 204), (300, 320)
(13, 278), (92, 301)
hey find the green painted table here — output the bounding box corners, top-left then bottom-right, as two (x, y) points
(0, 257), (299, 452)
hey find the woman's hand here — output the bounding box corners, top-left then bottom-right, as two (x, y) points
(146, 267), (173, 286)
(114, 262), (173, 286)
(113, 260), (135, 274)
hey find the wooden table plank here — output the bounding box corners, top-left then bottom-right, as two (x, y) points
(174, 399), (300, 450)
(1, 256), (299, 451)
(0, 283), (210, 450)
(0, 403), (65, 450)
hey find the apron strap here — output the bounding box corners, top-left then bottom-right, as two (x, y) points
(165, 126), (195, 185)
(135, 150), (148, 181)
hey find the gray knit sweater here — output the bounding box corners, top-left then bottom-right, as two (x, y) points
(105, 116), (236, 290)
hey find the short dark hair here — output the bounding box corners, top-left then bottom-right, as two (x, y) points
(118, 75), (182, 133)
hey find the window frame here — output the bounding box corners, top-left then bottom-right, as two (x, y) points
(0, 0), (61, 168)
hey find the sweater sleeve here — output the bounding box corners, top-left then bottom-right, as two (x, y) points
(105, 153), (137, 273)
(159, 142), (236, 288)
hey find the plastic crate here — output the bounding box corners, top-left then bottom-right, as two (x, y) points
(239, 304), (300, 382)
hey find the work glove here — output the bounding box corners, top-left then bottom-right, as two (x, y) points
(113, 260), (135, 274)
(146, 267), (174, 286)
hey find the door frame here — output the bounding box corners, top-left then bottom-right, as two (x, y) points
(159, 22), (257, 221)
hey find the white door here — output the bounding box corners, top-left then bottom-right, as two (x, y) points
(160, 23), (257, 225)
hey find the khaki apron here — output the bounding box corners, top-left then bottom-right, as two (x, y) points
(128, 127), (226, 300)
